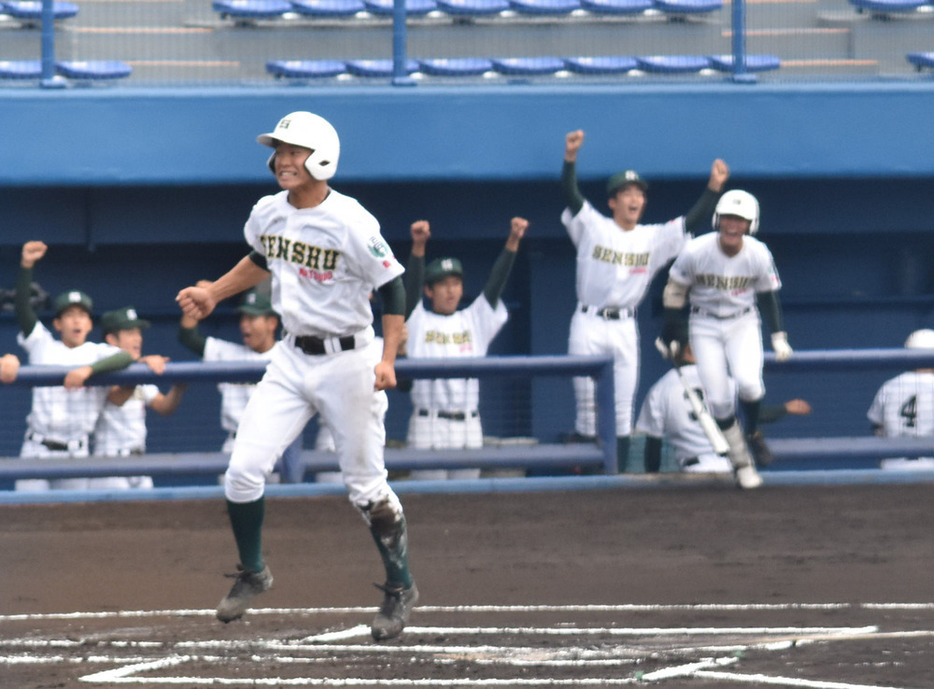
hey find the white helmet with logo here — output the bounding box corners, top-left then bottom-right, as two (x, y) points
(257, 111), (340, 181)
(905, 329), (934, 350)
(713, 189), (760, 235)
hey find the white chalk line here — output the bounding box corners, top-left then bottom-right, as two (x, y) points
(0, 605), (928, 687)
(6, 601), (934, 623)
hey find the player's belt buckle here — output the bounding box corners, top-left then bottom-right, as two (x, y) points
(29, 432), (86, 452)
(293, 334), (355, 356)
(417, 409), (478, 421)
(581, 305), (632, 320)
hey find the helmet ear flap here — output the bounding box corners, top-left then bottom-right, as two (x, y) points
(267, 152), (276, 174)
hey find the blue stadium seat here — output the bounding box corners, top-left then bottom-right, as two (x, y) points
(708, 54), (781, 73)
(653, 0), (721, 13)
(212, 0), (291, 19)
(418, 57), (494, 76)
(344, 58), (419, 76)
(849, 0), (927, 12)
(906, 52), (934, 71)
(266, 59), (347, 78)
(56, 60), (132, 80)
(435, 0), (509, 14)
(290, 0), (365, 15)
(508, 0), (581, 14)
(579, 0), (652, 13)
(362, 0), (437, 14)
(0, 60), (42, 79)
(491, 56), (566, 75)
(636, 55), (711, 73)
(2, 0), (78, 20)
(564, 55), (638, 74)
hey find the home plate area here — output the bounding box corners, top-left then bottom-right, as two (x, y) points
(3, 603), (934, 687)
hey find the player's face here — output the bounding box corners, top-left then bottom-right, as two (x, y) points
(240, 314), (278, 353)
(107, 329), (144, 358)
(717, 215), (749, 256)
(53, 306), (93, 348)
(272, 143), (314, 190)
(608, 185), (646, 230)
(425, 276), (463, 316)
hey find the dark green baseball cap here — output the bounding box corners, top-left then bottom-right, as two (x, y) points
(606, 169), (648, 197)
(101, 306), (150, 334)
(237, 289), (277, 316)
(52, 290), (93, 317)
(425, 257), (464, 286)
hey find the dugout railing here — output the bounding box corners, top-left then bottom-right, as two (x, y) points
(0, 354), (618, 483)
(4, 348), (934, 486)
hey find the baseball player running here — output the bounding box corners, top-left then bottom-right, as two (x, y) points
(403, 217), (527, 479)
(867, 328), (934, 469)
(176, 111), (416, 641)
(661, 189), (793, 489)
(91, 306), (187, 489)
(14, 241), (136, 491)
(561, 129), (729, 471)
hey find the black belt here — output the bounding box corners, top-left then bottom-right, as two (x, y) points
(417, 409), (479, 421)
(581, 305), (634, 320)
(28, 433), (86, 452)
(682, 456), (700, 467)
(293, 335), (355, 356)
(691, 306), (753, 320)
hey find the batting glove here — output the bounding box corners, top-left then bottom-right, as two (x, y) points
(771, 331), (793, 362)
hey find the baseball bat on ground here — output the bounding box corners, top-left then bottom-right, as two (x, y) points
(654, 337), (730, 456)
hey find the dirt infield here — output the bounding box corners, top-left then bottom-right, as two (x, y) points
(2, 481), (934, 687)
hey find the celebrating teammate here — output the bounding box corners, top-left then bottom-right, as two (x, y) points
(403, 217), (527, 479)
(867, 328), (934, 469)
(13, 241), (137, 491)
(636, 343), (810, 473)
(90, 306), (187, 489)
(175, 111), (416, 640)
(660, 189), (792, 489)
(561, 129), (730, 472)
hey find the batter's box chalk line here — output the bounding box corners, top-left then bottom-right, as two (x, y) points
(0, 604), (932, 687)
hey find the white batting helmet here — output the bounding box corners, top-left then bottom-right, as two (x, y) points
(713, 189), (760, 235)
(257, 111), (340, 181)
(905, 329), (934, 349)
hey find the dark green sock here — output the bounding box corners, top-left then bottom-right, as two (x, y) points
(369, 514), (412, 589)
(226, 497), (266, 573)
(740, 399), (762, 434)
(616, 435), (631, 473)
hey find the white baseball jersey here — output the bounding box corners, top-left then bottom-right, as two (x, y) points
(17, 322), (119, 445)
(93, 384), (160, 455)
(636, 364), (736, 465)
(562, 200), (687, 310)
(868, 371), (934, 439)
(669, 232), (781, 314)
(406, 297), (507, 414)
(245, 189), (404, 338)
(203, 337), (274, 434)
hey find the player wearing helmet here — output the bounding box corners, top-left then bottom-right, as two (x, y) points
(660, 189), (792, 489)
(176, 112), (416, 640)
(868, 329), (934, 469)
(561, 129), (730, 472)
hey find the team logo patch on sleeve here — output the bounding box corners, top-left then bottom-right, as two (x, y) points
(367, 236), (391, 258)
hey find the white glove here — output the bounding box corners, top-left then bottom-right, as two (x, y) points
(771, 331), (793, 362)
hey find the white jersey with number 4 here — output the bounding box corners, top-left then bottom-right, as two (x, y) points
(868, 371), (934, 439)
(669, 232), (781, 314)
(245, 189), (404, 338)
(562, 200), (687, 310)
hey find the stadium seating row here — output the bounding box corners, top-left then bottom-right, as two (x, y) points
(0, 60), (131, 80)
(266, 54), (782, 79)
(0, 0), (78, 22)
(213, 0), (723, 23)
(847, 0), (933, 14)
(907, 51), (934, 70)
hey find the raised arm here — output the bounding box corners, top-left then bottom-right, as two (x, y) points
(404, 220), (430, 320)
(562, 130), (586, 216)
(15, 241), (47, 337)
(683, 159), (730, 232)
(483, 217), (528, 308)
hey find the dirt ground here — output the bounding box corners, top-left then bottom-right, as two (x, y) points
(2, 481), (934, 687)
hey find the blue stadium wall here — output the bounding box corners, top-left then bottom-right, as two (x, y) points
(0, 82), (933, 459)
